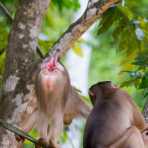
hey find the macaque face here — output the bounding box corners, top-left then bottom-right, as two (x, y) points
(41, 56), (65, 73)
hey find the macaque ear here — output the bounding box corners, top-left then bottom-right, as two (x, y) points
(89, 90), (96, 105)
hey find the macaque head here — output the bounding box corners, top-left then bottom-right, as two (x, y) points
(89, 81), (117, 105)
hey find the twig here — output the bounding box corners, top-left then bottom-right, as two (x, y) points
(37, 46), (44, 59)
(0, 119), (48, 148)
(0, 1), (13, 21)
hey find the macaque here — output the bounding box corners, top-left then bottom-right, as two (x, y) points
(83, 81), (145, 148)
(35, 56), (70, 148)
(17, 56), (91, 148)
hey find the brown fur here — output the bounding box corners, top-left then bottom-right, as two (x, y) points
(83, 81), (145, 148)
(18, 58), (91, 148)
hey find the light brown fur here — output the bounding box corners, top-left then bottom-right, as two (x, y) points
(83, 81), (145, 148)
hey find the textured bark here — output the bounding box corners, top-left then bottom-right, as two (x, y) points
(0, 0), (50, 147)
(50, 0), (119, 59)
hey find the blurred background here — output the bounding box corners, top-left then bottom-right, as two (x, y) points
(0, 0), (148, 147)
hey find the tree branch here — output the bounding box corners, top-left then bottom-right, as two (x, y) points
(0, 119), (48, 147)
(49, 0), (120, 59)
(0, 1), (13, 22)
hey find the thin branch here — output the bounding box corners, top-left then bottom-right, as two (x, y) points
(36, 46), (44, 59)
(49, 0), (120, 59)
(0, 1), (13, 21)
(0, 119), (49, 148)
(0, 1), (44, 59)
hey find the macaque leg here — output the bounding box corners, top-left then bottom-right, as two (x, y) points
(109, 126), (145, 148)
(36, 114), (63, 148)
(48, 115), (63, 148)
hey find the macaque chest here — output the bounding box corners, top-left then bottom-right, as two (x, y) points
(36, 64), (69, 116)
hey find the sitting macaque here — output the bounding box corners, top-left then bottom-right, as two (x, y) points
(18, 56), (90, 148)
(83, 81), (146, 148)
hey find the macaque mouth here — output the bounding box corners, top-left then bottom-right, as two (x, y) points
(47, 57), (58, 71)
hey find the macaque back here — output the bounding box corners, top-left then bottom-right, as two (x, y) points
(83, 81), (145, 148)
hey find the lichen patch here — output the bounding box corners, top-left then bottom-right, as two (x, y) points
(18, 22), (26, 30)
(4, 75), (20, 92)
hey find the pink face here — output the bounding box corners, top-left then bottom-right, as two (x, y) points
(41, 56), (58, 72)
(47, 57), (57, 71)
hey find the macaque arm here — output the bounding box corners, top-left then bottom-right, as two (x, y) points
(64, 87), (91, 125)
(108, 127), (133, 148)
(132, 102), (145, 129)
(109, 126), (144, 148)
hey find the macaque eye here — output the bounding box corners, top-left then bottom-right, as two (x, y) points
(89, 90), (96, 98)
(145, 131), (148, 136)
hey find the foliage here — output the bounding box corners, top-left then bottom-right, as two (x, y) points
(96, 0), (148, 101)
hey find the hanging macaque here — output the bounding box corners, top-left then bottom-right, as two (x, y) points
(34, 56), (71, 147)
(83, 81), (146, 148)
(18, 56), (91, 148)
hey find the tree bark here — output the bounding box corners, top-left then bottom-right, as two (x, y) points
(50, 0), (119, 59)
(0, 0), (50, 147)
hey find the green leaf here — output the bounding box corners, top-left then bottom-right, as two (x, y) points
(97, 8), (118, 35)
(118, 6), (134, 20)
(139, 73), (148, 89)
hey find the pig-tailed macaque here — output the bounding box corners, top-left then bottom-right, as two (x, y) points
(18, 56), (90, 148)
(83, 81), (146, 148)
(35, 56), (70, 147)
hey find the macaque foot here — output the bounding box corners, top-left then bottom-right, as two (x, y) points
(35, 138), (60, 148)
(15, 135), (25, 143)
(35, 138), (49, 148)
(49, 139), (60, 148)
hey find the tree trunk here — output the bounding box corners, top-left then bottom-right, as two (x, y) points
(0, 0), (50, 147)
